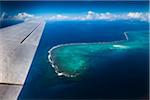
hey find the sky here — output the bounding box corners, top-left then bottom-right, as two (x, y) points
(0, 1), (149, 21)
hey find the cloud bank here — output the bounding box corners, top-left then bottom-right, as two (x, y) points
(14, 12), (35, 21)
(3, 11), (149, 22)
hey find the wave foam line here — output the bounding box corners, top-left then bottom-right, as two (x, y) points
(48, 32), (129, 77)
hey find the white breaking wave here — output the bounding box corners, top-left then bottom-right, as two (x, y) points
(113, 45), (129, 49)
(48, 32), (129, 77)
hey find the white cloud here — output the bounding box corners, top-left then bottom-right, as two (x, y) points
(14, 12), (36, 21)
(82, 11), (148, 21)
(12, 11), (149, 22)
(85, 11), (116, 20)
(48, 14), (69, 20)
(127, 12), (142, 18)
(69, 11), (148, 21)
(86, 11), (98, 19)
(126, 12), (148, 21)
(13, 12), (69, 21)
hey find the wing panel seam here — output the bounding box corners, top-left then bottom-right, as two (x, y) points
(20, 23), (41, 44)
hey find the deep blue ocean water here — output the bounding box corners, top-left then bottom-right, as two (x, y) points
(1, 20), (149, 99)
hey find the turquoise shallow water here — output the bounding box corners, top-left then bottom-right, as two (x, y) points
(19, 21), (149, 99)
(49, 31), (149, 77)
(1, 1), (149, 98)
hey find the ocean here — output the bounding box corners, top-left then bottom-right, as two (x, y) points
(1, 20), (149, 99)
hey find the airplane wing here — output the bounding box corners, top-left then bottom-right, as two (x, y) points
(0, 20), (45, 100)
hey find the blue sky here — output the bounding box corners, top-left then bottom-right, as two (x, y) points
(1, 1), (149, 16)
(0, 1), (149, 22)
